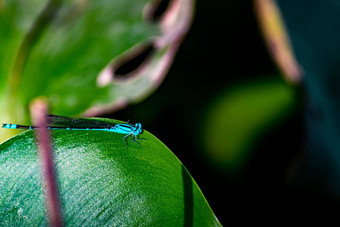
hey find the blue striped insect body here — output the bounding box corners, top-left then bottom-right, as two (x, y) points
(2, 115), (145, 147)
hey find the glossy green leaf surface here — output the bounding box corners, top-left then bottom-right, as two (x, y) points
(0, 118), (220, 226)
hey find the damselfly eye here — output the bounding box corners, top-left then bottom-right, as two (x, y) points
(135, 123), (141, 130)
(134, 123), (142, 133)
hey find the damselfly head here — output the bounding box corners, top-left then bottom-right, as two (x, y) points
(134, 123), (143, 135)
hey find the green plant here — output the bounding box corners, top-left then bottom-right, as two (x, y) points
(0, 0), (222, 225)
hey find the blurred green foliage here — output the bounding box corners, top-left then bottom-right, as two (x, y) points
(0, 0), (167, 141)
(201, 77), (296, 176)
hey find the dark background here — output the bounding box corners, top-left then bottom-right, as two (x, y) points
(108, 0), (340, 224)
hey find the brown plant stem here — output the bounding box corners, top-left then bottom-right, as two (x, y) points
(254, 0), (303, 83)
(30, 99), (63, 227)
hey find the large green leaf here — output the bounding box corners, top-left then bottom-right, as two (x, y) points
(0, 118), (221, 226)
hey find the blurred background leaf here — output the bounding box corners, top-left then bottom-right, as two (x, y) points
(0, 120), (221, 226)
(200, 77), (297, 178)
(0, 0), (194, 141)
